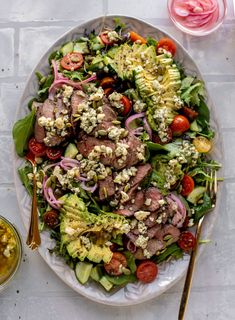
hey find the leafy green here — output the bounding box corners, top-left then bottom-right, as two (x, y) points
(147, 36), (157, 47)
(37, 74), (54, 101)
(105, 274), (136, 286)
(62, 70), (85, 81)
(18, 165), (33, 196)
(48, 50), (62, 64)
(155, 243), (183, 264)
(111, 234), (123, 246)
(181, 77), (206, 107)
(193, 193), (212, 223)
(113, 18), (126, 32)
(12, 108), (36, 157)
(124, 251), (137, 273)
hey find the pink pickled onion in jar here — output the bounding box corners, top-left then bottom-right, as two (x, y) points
(170, 0), (220, 30)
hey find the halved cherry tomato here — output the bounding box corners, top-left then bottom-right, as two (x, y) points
(46, 147), (63, 161)
(182, 106), (198, 121)
(157, 38), (176, 56)
(170, 115), (190, 135)
(181, 175), (195, 196)
(28, 138), (47, 157)
(129, 31), (147, 44)
(178, 231), (196, 252)
(61, 52), (83, 71)
(100, 32), (113, 46)
(100, 76), (115, 88)
(120, 95), (132, 116)
(104, 87), (113, 97)
(193, 136), (212, 153)
(136, 261), (158, 283)
(104, 252), (127, 276)
(152, 127), (173, 145)
(43, 210), (59, 228)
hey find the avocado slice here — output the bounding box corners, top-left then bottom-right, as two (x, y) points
(187, 186), (207, 204)
(64, 143), (78, 159)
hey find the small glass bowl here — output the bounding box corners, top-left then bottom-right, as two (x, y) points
(0, 215), (22, 292)
(167, 0), (227, 36)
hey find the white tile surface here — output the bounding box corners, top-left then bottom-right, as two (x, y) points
(0, 1), (235, 319)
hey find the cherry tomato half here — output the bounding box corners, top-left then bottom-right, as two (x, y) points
(157, 38), (176, 56)
(43, 210), (59, 228)
(170, 115), (190, 135)
(100, 32), (113, 46)
(120, 95), (132, 116)
(104, 252), (127, 276)
(100, 76), (116, 88)
(136, 261), (158, 283)
(61, 52), (84, 71)
(181, 175), (195, 197)
(28, 138), (47, 157)
(178, 231), (196, 252)
(193, 136), (212, 153)
(182, 106), (198, 121)
(46, 147), (63, 161)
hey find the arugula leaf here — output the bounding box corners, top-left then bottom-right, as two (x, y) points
(111, 234), (123, 246)
(147, 36), (157, 47)
(155, 243), (183, 264)
(181, 77), (206, 107)
(37, 74), (54, 101)
(193, 193), (212, 222)
(124, 251), (137, 273)
(105, 274), (136, 286)
(12, 108), (36, 157)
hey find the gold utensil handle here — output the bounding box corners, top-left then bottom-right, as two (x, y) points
(26, 165), (41, 249)
(178, 218), (204, 320)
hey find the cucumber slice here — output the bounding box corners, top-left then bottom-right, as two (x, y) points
(75, 262), (93, 285)
(74, 42), (89, 54)
(187, 186), (206, 205)
(190, 120), (202, 132)
(61, 41), (74, 56)
(99, 276), (113, 291)
(64, 143), (78, 159)
(90, 266), (102, 282)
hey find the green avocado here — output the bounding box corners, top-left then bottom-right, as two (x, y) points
(64, 143), (78, 159)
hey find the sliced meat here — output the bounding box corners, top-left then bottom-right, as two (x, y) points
(98, 175), (115, 201)
(167, 195), (186, 228)
(120, 191), (145, 215)
(34, 102), (45, 143)
(71, 90), (87, 130)
(143, 187), (163, 212)
(147, 224), (162, 239)
(42, 99), (55, 119)
(162, 225), (180, 242)
(92, 104), (118, 135)
(115, 209), (133, 216)
(127, 164), (152, 200)
(145, 212), (158, 228)
(146, 239), (164, 256)
(77, 133), (115, 162)
(125, 134), (145, 168)
(126, 232), (138, 243)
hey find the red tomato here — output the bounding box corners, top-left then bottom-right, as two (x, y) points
(157, 38), (176, 56)
(182, 106), (198, 121)
(61, 52), (83, 71)
(43, 210), (59, 228)
(104, 252), (127, 276)
(152, 127), (173, 145)
(178, 231), (196, 252)
(28, 138), (47, 157)
(136, 261), (158, 283)
(46, 147), (63, 161)
(100, 32), (113, 46)
(120, 95), (132, 116)
(170, 115), (190, 135)
(181, 175), (195, 196)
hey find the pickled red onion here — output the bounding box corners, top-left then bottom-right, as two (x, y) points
(171, 0), (219, 30)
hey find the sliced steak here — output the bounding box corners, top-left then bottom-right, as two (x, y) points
(34, 101), (45, 143)
(125, 134), (145, 168)
(115, 208), (133, 216)
(42, 99), (55, 119)
(71, 90), (87, 130)
(145, 212), (158, 228)
(147, 224), (162, 239)
(146, 239), (164, 256)
(127, 164), (152, 199)
(92, 104), (118, 136)
(162, 224), (180, 242)
(77, 133), (115, 163)
(98, 175), (115, 201)
(143, 187), (163, 212)
(120, 191), (145, 215)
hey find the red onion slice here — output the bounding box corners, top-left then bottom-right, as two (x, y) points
(168, 193), (186, 228)
(80, 181), (97, 193)
(127, 240), (137, 253)
(125, 112), (145, 131)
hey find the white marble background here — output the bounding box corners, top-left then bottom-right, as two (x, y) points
(0, 1), (235, 319)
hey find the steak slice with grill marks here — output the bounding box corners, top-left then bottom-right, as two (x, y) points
(98, 175), (115, 201)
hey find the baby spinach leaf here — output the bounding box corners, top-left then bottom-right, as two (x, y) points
(193, 193), (212, 223)
(124, 251), (137, 273)
(12, 108), (36, 157)
(155, 243), (183, 264)
(105, 274), (136, 286)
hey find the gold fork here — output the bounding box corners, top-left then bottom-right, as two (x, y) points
(26, 154), (41, 250)
(178, 170), (217, 320)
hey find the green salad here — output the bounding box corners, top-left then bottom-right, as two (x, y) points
(13, 19), (221, 291)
